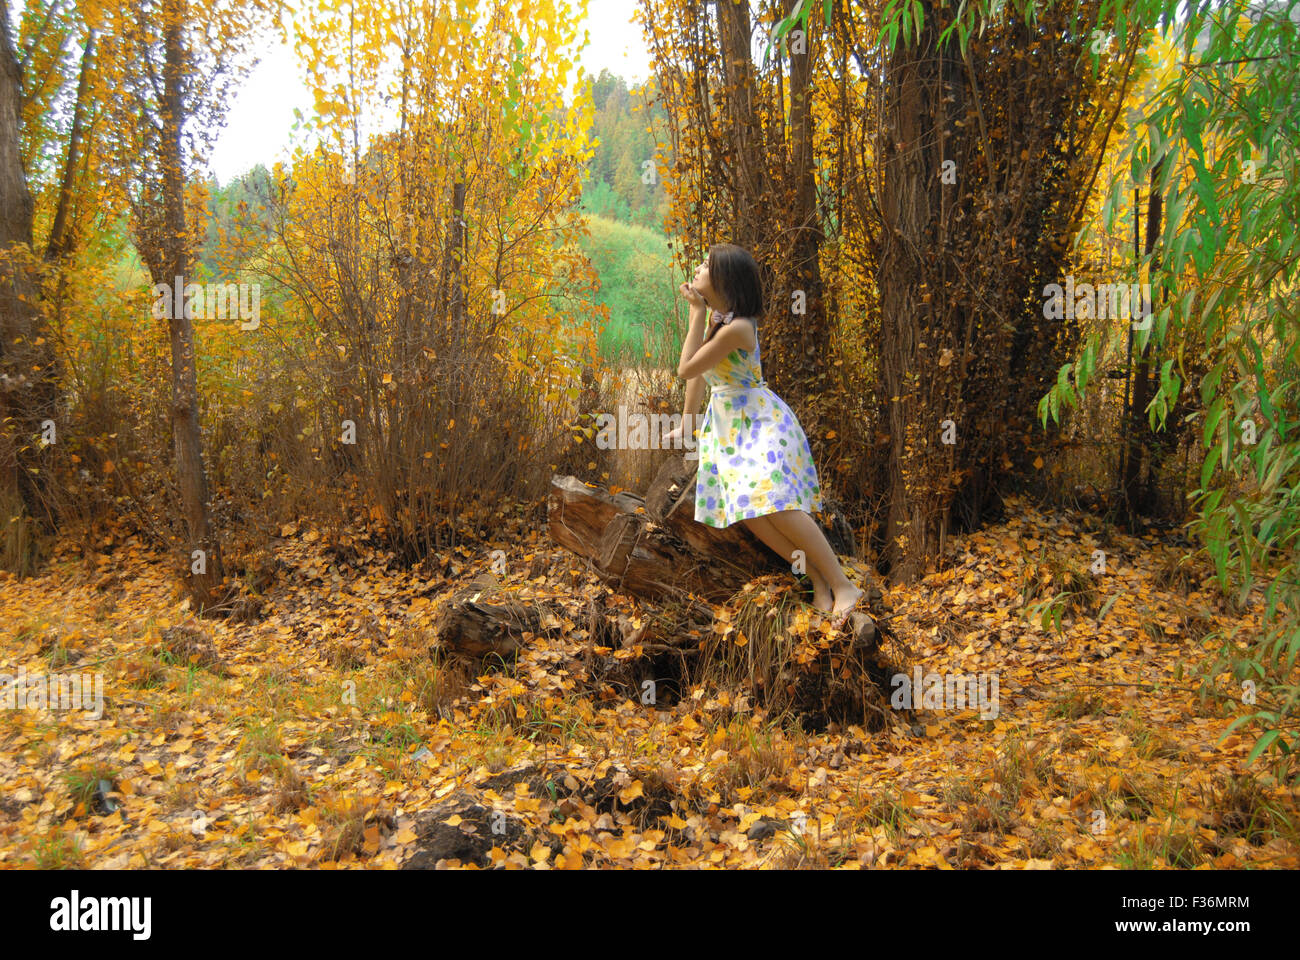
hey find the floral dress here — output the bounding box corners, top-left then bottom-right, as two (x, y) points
(693, 309), (823, 527)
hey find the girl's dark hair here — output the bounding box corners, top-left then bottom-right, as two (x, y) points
(702, 243), (763, 344)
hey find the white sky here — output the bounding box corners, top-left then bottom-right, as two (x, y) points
(205, 0), (652, 185)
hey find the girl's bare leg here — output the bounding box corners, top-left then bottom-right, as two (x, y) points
(765, 509), (864, 616)
(741, 514), (833, 612)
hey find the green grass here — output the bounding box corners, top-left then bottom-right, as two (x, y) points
(577, 215), (678, 368)
(61, 763), (119, 812)
(32, 833), (86, 868)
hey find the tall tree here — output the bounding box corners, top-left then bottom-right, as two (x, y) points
(43, 31), (95, 265)
(0, 2), (62, 575)
(870, 0), (1144, 580)
(98, 0), (283, 609)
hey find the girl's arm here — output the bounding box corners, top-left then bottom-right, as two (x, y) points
(669, 300), (708, 444)
(677, 299), (708, 378)
(675, 304), (707, 441)
(682, 374), (705, 442)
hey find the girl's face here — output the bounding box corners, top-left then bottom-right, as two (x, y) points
(692, 259), (720, 306)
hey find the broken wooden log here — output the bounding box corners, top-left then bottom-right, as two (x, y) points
(642, 456), (785, 573)
(431, 580), (563, 663)
(548, 459), (789, 603)
(546, 475), (646, 553)
(543, 458), (907, 727)
(549, 456), (882, 611)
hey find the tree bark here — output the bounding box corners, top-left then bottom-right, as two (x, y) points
(772, 0), (829, 442)
(713, 0), (830, 449)
(876, 0), (959, 583)
(158, 1), (224, 607)
(0, 4), (61, 573)
(1118, 160), (1163, 525)
(44, 33), (95, 264)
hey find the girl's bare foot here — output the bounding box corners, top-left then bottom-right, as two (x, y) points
(829, 584), (865, 627)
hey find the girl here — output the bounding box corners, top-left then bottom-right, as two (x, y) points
(664, 243), (865, 627)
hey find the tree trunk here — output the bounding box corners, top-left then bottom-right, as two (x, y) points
(876, 0), (959, 583)
(1118, 161), (1163, 525)
(716, 0), (830, 449)
(159, 2), (224, 607)
(777, 0), (830, 447)
(872, 2), (1118, 580)
(0, 5), (60, 574)
(44, 33), (95, 264)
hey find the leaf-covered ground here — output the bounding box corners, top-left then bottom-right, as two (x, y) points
(2, 495), (1297, 868)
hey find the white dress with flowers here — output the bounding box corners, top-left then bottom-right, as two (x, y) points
(694, 310), (824, 527)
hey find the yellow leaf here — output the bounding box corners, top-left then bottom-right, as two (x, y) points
(605, 837), (635, 859)
(618, 780), (644, 804)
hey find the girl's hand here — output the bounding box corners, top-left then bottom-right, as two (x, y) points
(679, 282), (706, 308)
(662, 425), (683, 445)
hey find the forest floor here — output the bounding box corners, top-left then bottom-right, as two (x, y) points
(2, 494), (1298, 869)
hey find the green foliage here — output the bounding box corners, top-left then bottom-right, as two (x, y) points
(200, 164), (276, 274)
(576, 215), (676, 368)
(1035, 0), (1300, 779)
(581, 178), (632, 221)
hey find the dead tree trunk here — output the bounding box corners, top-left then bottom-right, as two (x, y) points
(0, 5), (61, 574)
(548, 455), (881, 630)
(433, 456), (902, 728)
